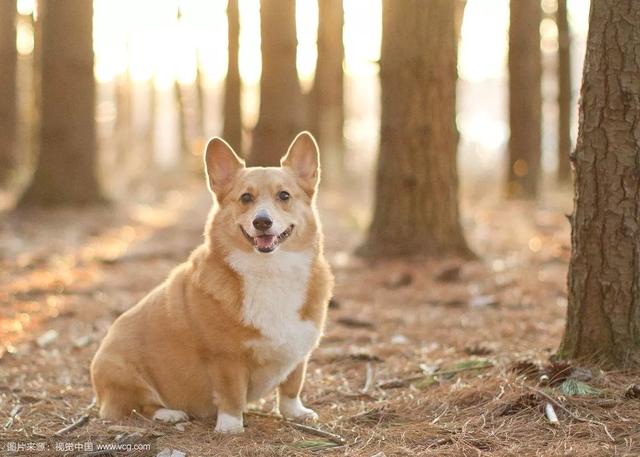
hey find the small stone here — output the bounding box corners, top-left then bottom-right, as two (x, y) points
(469, 295), (499, 308)
(73, 335), (92, 348)
(391, 334), (409, 344)
(157, 449), (185, 457)
(383, 272), (413, 289)
(570, 366), (593, 382)
(36, 329), (59, 347)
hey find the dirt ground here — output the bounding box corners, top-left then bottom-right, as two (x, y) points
(2, 177), (640, 456)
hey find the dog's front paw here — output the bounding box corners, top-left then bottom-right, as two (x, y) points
(152, 408), (188, 423)
(279, 396), (318, 422)
(214, 412), (244, 434)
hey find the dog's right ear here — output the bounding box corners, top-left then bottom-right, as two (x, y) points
(204, 138), (245, 199)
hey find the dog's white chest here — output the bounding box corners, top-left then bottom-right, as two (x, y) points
(226, 249), (320, 399)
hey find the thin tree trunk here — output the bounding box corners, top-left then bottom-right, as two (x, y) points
(195, 50), (206, 139)
(174, 80), (190, 161)
(506, 0), (542, 199)
(19, 0), (104, 207)
(146, 76), (156, 166)
(360, 0), (472, 259)
(311, 0), (344, 185)
(115, 70), (133, 174)
(0, 0), (17, 186)
(249, 0), (303, 166)
(556, 0), (572, 184)
(223, 0), (242, 155)
(559, 0), (640, 368)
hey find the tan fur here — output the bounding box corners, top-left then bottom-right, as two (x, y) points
(91, 133), (333, 429)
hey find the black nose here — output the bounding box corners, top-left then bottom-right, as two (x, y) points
(253, 216), (273, 231)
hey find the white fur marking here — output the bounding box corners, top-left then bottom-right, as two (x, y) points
(279, 395), (318, 421)
(226, 249), (320, 401)
(152, 408), (188, 423)
(215, 412), (244, 434)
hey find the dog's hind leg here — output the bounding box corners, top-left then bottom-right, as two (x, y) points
(96, 386), (142, 420)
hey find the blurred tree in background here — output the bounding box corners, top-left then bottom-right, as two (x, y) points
(311, 0), (344, 185)
(223, 0), (242, 156)
(0, 0), (17, 187)
(19, 0), (104, 206)
(559, 0), (640, 369)
(250, 0), (304, 166)
(506, 0), (542, 199)
(361, 0), (472, 259)
(556, 0), (572, 184)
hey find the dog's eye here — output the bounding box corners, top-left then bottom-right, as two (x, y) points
(277, 191), (290, 202)
(240, 193), (253, 204)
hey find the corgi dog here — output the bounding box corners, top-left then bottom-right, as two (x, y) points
(91, 132), (333, 434)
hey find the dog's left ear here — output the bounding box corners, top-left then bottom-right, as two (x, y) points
(204, 137), (245, 200)
(281, 131), (320, 195)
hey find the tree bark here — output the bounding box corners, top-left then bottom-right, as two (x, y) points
(19, 0), (104, 207)
(249, 0), (303, 166)
(506, 0), (542, 198)
(556, 0), (572, 184)
(223, 0), (242, 156)
(311, 0), (344, 185)
(0, 0), (17, 186)
(360, 0), (472, 259)
(559, 0), (640, 369)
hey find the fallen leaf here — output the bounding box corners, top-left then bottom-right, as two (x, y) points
(464, 343), (493, 356)
(350, 352), (383, 362)
(335, 317), (375, 329)
(434, 264), (462, 282)
(413, 376), (438, 389)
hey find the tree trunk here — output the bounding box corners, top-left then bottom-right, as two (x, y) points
(559, 0), (640, 369)
(506, 0), (542, 199)
(311, 0), (344, 185)
(249, 0), (303, 166)
(19, 0), (104, 206)
(0, 0), (17, 186)
(556, 0), (572, 184)
(360, 0), (472, 259)
(223, 0), (242, 156)
(174, 80), (190, 160)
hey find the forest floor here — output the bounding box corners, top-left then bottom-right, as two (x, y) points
(2, 176), (640, 457)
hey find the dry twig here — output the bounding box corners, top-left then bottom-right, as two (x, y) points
(246, 411), (347, 445)
(528, 387), (614, 441)
(54, 414), (90, 436)
(378, 362), (494, 389)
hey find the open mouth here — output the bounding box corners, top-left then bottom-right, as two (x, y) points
(240, 224), (294, 253)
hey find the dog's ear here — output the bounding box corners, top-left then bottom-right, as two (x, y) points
(204, 138), (245, 199)
(281, 131), (320, 195)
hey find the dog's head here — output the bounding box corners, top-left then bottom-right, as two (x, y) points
(205, 132), (320, 254)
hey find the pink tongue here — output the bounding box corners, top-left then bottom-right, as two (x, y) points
(255, 235), (276, 249)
